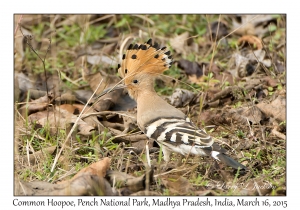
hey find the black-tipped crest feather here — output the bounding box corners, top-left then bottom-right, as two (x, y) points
(119, 39), (173, 84)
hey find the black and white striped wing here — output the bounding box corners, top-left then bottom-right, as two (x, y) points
(144, 117), (247, 170)
(145, 117), (214, 150)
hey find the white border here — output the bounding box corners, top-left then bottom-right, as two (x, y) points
(4, 0), (296, 209)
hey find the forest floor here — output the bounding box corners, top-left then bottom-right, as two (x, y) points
(14, 14), (286, 196)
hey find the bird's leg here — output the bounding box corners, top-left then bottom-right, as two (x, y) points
(162, 146), (171, 162)
(157, 145), (172, 172)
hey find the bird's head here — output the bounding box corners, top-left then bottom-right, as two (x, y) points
(117, 38), (173, 100)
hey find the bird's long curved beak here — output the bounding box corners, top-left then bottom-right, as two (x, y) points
(94, 84), (127, 99)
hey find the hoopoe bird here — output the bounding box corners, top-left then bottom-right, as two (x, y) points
(117, 38), (247, 170)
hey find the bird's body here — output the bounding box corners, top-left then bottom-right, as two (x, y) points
(117, 38), (247, 170)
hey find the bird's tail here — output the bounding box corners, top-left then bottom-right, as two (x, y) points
(212, 151), (247, 170)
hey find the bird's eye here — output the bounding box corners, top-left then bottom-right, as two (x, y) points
(133, 79), (138, 84)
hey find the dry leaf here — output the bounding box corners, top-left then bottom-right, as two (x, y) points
(28, 106), (96, 135)
(238, 35), (263, 49)
(178, 59), (203, 78)
(170, 32), (189, 54)
(229, 49), (271, 78)
(15, 174), (113, 196)
(209, 21), (228, 40)
(74, 89), (94, 103)
(14, 146), (57, 168)
(15, 73), (34, 93)
(160, 174), (192, 195)
(93, 88), (124, 111)
(235, 106), (264, 125)
(83, 70), (120, 95)
(72, 104), (101, 128)
(167, 88), (196, 108)
(247, 49), (271, 67)
(232, 15), (276, 36)
(257, 95), (286, 122)
(87, 54), (117, 66)
(20, 93), (53, 116)
(105, 168), (154, 194)
(15, 158), (114, 196)
(55, 92), (77, 103)
(263, 76), (278, 87)
(72, 157), (111, 180)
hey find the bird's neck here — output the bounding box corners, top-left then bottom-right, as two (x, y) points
(136, 88), (159, 106)
(136, 90), (162, 131)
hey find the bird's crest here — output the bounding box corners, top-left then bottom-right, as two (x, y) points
(118, 38), (173, 84)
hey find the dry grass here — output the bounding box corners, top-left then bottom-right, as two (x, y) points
(14, 14), (286, 196)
